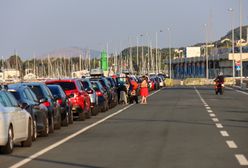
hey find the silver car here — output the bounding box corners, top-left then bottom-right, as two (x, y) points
(0, 90), (33, 154)
(79, 78), (100, 116)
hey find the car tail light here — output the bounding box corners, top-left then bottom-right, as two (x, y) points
(96, 91), (103, 96)
(57, 99), (63, 105)
(43, 101), (50, 107)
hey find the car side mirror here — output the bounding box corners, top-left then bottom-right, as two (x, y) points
(53, 95), (59, 100)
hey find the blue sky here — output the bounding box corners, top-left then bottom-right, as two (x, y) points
(0, 0), (247, 59)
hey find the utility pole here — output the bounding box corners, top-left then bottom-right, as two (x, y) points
(239, 0), (243, 86)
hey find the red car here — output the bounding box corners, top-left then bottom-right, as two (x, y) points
(45, 79), (91, 121)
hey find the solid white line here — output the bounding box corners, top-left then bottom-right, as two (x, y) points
(210, 113), (216, 117)
(226, 140), (238, 149)
(220, 131), (229, 137)
(207, 110), (213, 113)
(212, 118), (219, 122)
(9, 89), (161, 168)
(216, 123), (223, 128)
(235, 154), (248, 166)
(226, 86), (248, 96)
(235, 89), (248, 95)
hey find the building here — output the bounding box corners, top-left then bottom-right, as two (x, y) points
(165, 46), (248, 79)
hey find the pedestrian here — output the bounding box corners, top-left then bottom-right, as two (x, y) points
(140, 75), (149, 104)
(127, 77), (139, 104)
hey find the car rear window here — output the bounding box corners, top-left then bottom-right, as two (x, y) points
(29, 86), (44, 100)
(10, 91), (21, 100)
(82, 81), (90, 89)
(48, 86), (60, 95)
(50, 82), (76, 91)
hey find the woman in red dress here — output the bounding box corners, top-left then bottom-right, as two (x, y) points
(140, 76), (149, 104)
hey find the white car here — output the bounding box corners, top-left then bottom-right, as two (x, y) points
(0, 90), (33, 154)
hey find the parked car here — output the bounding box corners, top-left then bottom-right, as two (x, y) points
(45, 79), (91, 121)
(8, 83), (50, 139)
(0, 90), (33, 154)
(47, 85), (72, 126)
(24, 82), (62, 133)
(90, 77), (115, 108)
(91, 81), (109, 112)
(79, 78), (99, 116)
(106, 77), (118, 106)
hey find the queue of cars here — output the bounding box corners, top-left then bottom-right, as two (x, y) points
(0, 71), (166, 154)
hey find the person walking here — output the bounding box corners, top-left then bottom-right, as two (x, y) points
(140, 76), (149, 104)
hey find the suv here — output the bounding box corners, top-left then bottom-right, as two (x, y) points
(8, 83), (50, 139)
(24, 82), (61, 133)
(79, 78), (99, 116)
(45, 79), (91, 121)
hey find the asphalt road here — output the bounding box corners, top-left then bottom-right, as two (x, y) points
(1, 86), (248, 168)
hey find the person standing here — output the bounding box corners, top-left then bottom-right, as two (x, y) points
(127, 77), (139, 104)
(140, 76), (149, 104)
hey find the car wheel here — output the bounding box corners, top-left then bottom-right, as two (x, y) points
(21, 119), (32, 147)
(78, 109), (85, 121)
(41, 117), (49, 137)
(54, 112), (61, 130)
(32, 119), (37, 141)
(86, 109), (92, 119)
(69, 110), (74, 124)
(49, 115), (54, 133)
(62, 111), (69, 127)
(1, 126), (14, 154)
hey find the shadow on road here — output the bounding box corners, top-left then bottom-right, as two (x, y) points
(7, 154), (104, 168)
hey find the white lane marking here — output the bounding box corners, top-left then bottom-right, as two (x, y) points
(235, 154), (248, 166)
(212, 118), (219, 122)
(236, 89), (248, 95)
(226, 140), (238, 149)
(226, 86), (248, 96)
(220, 131), (229, 137)
(206, 106), (211, 110)
(204, 104), (208, 107)
(9, 89), (161, 168)
(216, 123), (223, 128)
(210, 113), (216, 117)
(207, 110), (213, 113)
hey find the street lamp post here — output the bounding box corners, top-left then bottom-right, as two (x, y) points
(168, 28), (172, 79)
(136, 36), (139, 74)
(204, 24), (209, 79)
(228, 8), (235, 82)
(239, 0), (243, 86)
(141, 34), (144, 74)
(155, 32), (158, 74)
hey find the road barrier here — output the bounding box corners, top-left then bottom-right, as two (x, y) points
(164, 77), (236, 87)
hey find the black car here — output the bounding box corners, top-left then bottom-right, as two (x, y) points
(106, 77), (118, 106)
(90, 77), (116, 108)
(47, 84), (72, 126)
(24, 82), (62, 133)
(8, 83), (49, 139)
(91, 81), (109, 112)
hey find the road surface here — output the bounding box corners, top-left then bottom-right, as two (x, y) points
(1, 86), (248, 168)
